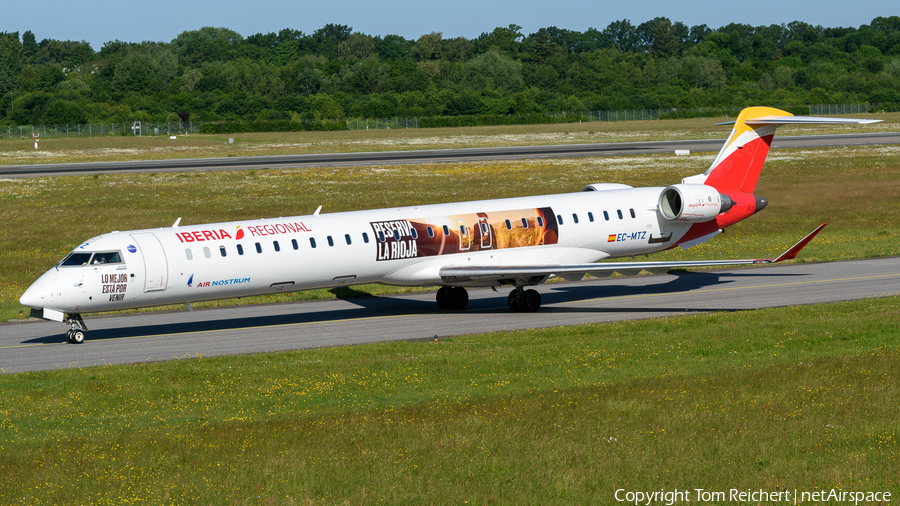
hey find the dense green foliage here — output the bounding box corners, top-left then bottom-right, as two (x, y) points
(1, 17), (899, 126)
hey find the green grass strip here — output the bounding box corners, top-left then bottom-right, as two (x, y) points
(1, 296), (897, 503)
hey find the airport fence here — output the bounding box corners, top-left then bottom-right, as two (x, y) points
(2, 103), (882, 138)
(4, 121), (204, 139)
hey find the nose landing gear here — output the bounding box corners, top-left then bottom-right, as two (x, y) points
(64, 314), (88, 344)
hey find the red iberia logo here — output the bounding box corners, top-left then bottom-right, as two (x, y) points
(177, 229), (233, 243)
(175, 222), (311, 243)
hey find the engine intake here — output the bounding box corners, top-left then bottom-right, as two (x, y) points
(658, 184), (734, 222)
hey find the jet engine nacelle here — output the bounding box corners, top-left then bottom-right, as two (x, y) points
(658, 184), (734, 222)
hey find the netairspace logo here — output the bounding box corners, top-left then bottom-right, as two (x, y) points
(614, 488), (892, 505)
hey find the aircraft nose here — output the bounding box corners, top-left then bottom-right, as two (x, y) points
(19, 282), (45, 309)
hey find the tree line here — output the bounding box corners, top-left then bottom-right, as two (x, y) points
(1, 17), (899, 127)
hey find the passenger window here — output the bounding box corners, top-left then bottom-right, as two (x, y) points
(255, 243), (262, 254)
(237, 244), (244, 255)
(203, 247), (211, 259)
(537, 216), (544, 227)
(480, 223), (488, 234)
(557, 214), (564, 225)
(588, 212), (594, 222)
(617, 210), (623, 220)
(310, 238), (317, 248)
(363, 232), (369, 243)
(521, 218), (528, 228)
(411, 228), (418, 239)
(273, 241), (280, 252)
(459, 225), (467, 236)
(91, 251), (122, 264)
(185, 249), (193, 261)
(505, 219), (512, 230)
(393, 230), (400, 241)
(378, 231), (386, 242)
(573, 214), (579, 224)
(604, 211), (609, 221)
(219, 246), (226, 257)
(327, 236), (334, 247)
(427, 226), (434, 238)
(442, 225), (450, 236)
(292, 239), (299, 250)
(630, 208), (636, 218)
(345, 234), (351, 245)
(60, 252), (92, 266)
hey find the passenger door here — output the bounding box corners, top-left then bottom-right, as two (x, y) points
(131, 232), (168, 291)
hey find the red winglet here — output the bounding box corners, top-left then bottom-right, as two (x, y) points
(764, 224), (828, 263)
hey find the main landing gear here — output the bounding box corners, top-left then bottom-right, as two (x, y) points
(436, 286), (469, 310)
(435, 286), (543, 312)
(507, 288), (541, 313)
(64, 313), (87, 344)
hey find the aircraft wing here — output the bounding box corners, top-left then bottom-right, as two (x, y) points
(440, 224), (826, 284)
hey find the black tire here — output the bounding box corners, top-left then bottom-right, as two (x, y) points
(449, 287), (469, 310)
(65, 329), (74, 344)
(71, 330), (85, 344)
(436, 286), (452, 309)
(522, 289), (542, 312)
(507, 290), (523, 312)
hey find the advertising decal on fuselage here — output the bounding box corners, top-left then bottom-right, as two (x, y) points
(371, 207), (558, 261)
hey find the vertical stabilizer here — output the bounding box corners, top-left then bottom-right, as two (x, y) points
(688, 107), (881, 193)
(697, 106), (788, 193)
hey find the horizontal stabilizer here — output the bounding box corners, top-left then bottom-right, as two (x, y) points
(717, 116), (882, 126)
(745, 116), (883, 125)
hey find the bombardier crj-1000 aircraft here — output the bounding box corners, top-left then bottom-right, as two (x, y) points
(20, 107), (879, 343)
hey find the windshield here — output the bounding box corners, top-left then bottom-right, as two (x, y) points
(58, 250), (123, 267)
(91, 251), (122, 264)
(59, 252), (92, 267)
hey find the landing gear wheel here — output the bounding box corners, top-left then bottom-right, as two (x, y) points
(507, 290), (523, 312)
(63, 313), (89, 344)
(437, 286), (468, 310)
(522, 289), (542, 312)
(436, 286), (452, 309)
(70, 330), (85, 344)
(449, 287), (469, 310)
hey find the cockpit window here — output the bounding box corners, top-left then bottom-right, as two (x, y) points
(91, 251), (123, 265)
(60, 252), (92, 266)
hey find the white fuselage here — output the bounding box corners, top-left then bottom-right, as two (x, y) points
(20, 187), (692, 315)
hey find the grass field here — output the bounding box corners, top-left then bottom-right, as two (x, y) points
(1, 297), (897, 503)
(1, 113), (898, 165)
(1, 143), (898, 322)
(1, 117), (898, 503)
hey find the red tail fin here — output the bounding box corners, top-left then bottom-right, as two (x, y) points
(698, 107), (787, 193)
(688, 107), (881, 193)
